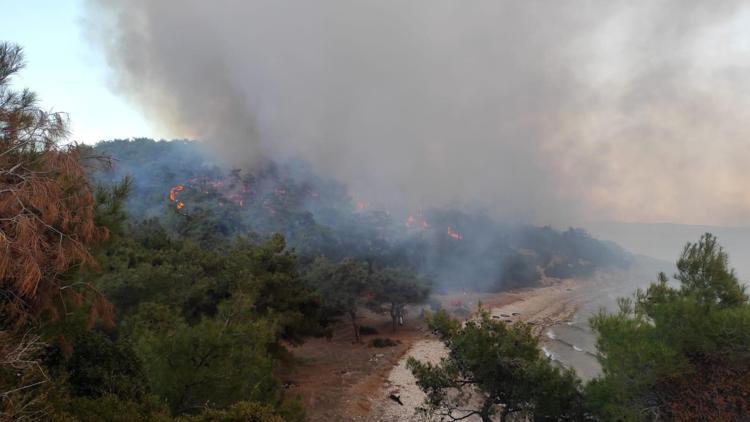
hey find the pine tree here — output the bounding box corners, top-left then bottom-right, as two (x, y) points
(587, 233), (750, 420)
(0, 41), (111, 420)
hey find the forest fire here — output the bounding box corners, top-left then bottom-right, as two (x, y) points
(405, 214), (430, 230)
(167, 175), (254, 211)
(168, 184), (183, 201)
(12, 3), (748, 417)
(447, 227), (463, 240)
(169, 185), (185, 210)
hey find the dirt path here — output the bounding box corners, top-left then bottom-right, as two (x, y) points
(376, 339), (448, 421)
(284, 311), (432, 421)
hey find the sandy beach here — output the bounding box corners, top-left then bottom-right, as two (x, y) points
(371, 259), (670, 421)
(487, 278), (586, 332)
(373, 277), (592, 421)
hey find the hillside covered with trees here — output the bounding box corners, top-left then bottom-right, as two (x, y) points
(6, 39), (748, 421)
(89, 137), (631, 291)
(0, 41), (632, 421)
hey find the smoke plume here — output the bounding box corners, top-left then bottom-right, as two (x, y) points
(83, 1), (750, 226)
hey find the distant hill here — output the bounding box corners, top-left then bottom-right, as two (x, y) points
(88, 138), (632, 292)
(587, 221), (750, 282)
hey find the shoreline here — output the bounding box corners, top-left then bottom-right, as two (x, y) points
(486, 277), (585, 334)
(373, 277), (589, 421)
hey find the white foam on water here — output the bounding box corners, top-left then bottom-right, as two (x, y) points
(542, 346), (557, 361)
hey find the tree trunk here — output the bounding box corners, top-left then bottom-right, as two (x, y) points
(349, 310), (360, 343)
(390, 303), (398, 332)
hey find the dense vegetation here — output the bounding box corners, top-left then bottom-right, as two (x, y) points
(410, 233), (750, 420)
(408, 310), (585, 421)
(0, 42), (308, 421)
(586, 233), (750, 420)
(13, 40), (729, 421)
(89, 137), (630, 291)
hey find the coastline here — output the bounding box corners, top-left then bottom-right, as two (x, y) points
(374, 277), (591, 421)
(487, 277), (585, 334)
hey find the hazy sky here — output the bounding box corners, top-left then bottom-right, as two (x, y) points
(6, 1), (750, 227)
(3, 0), (164, 142)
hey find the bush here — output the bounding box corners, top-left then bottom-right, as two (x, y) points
(408, 309), (584, 420)
(587, 234), (750, 420)
(359, 325), (379, 335)
(177, 401), (285, 422)
(50, 394), (171, 422)
(368, 338), (399, 348)
(44, 331), (148, 401)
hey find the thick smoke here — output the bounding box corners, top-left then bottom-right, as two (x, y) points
(84, 1), (750, 226)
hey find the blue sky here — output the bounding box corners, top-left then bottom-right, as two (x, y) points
(4, 0), (161, 143)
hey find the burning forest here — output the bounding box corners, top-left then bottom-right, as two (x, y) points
(91, 138), (630, 292)
(6, 1), (750, 420)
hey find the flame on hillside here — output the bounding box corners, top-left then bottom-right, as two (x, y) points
(447, 226), (463, 240)
(169, 185), (185, 210)
(167, 179), (465, 241)
(167, 177), (250, 211)
(405, 214), (430, 231)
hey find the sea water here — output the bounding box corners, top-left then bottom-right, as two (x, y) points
(543, 256), (670, 381)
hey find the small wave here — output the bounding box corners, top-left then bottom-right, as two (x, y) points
(561, 323), (591, 334)
(552, 337), (597, 357)
(545, 330), (557, 340)
(542, 347), (557, 361)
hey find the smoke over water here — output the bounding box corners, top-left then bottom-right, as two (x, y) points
(84, 1), (750, 226)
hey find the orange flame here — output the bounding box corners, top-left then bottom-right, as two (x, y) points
(356, 201), (366, 211)
(406, 214), (430, 230)
(447, 227), (462, 240)
(169, 185), (184, 201)
(169, 179), (252, 211)
(169, 185), (186, 210)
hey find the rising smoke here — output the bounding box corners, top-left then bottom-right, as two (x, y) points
(83, 1), (750, 226)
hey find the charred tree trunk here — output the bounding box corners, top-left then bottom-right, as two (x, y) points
(349, 310), (360, 343)
(390, 303), (406, 332)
